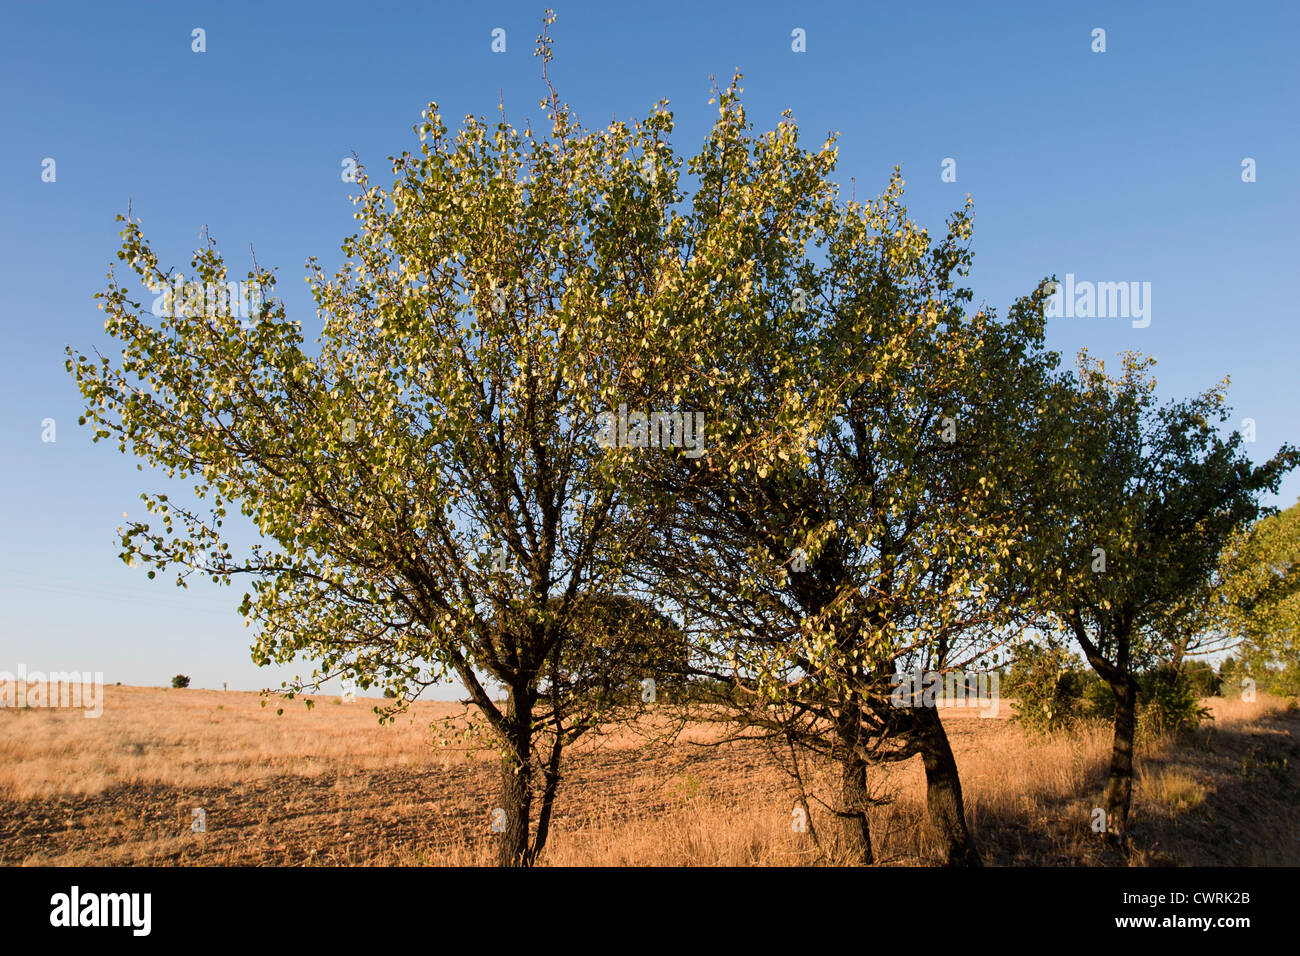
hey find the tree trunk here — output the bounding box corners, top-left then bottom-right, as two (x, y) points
(911, 706), (981, 867)
(1068, 612), (1138, 847)
(496, 688), (533, 867)
(1104, 677), (1138, 844)
(836, 723), (874, 865)
(531, 729), (563, 863)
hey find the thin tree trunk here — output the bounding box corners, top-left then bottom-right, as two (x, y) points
(912, 706), (981, 867)
(531, 729), (564, 863)
(1104, 677), (1138, 844)
(1069, 612), (1138, 847)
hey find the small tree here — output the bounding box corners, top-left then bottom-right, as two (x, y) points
(171, 674), (191, 688)
(1181, 659), (1222, 698)
(1037, 351), (1297, 843)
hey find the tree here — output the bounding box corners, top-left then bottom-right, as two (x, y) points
(1037, 350), (1298, 844)
(171, 674), (191, 689)
(1213, 499), (1300, 674)
(638, 158), (1059, 865)
(66, 13), (744, 866)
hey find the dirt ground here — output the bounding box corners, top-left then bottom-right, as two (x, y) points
(2, 685), (1297, 866)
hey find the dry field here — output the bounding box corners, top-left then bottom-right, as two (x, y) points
(2, 685), (1298, 866)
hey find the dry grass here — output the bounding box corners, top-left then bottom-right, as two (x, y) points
(0, 684), (476, 802)
(2, 685), (1297, 866)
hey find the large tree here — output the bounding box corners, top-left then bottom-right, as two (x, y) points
(638, 160), (1060, 865)
(1037, 350), (1298, 844)
(65, 15), (771, 866)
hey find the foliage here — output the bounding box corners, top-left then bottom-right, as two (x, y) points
(1005, 639), (1087, 733)
(1212, 500), (1300, 667)
(1137, 664), (1212, 738)
(170, 674), (191, 689)
(65, 13), (854, 865)
(651, 177), (1057, 695)
(1181, 659), (1222, 698)
(1031, 350), (1297, 838)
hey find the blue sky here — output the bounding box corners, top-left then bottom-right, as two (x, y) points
(2, 1), (1296, 694)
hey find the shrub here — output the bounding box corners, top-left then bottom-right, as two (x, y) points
(1263, 663), (1300, 698)
(171, 674), (191, 689)
(1081, 672), (1116, 720)
(1183, 659), (1223, 697)
(1217, 656), (1237, 682)
(1138, 664), (1212, 738)
(1006, 642), (1086, 733)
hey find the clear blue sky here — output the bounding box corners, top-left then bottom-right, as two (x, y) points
(2, 1), (1296, 694)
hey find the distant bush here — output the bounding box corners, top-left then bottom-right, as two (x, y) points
(171, 674), (191, 689)
(1005, 643), (1087, 734)
(1218, 656), (1238, 682)
(1010, 650), (1219, 738)
(1070, 663), (1212, 737)
(1183, 659), (1223, 697)
(1138, 664), (1212, 738)
(1218, 655), (1300, 699)
(1258, 663), (1300, 698)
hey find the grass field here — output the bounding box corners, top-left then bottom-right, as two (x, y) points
(2, 685), (1297, 866)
